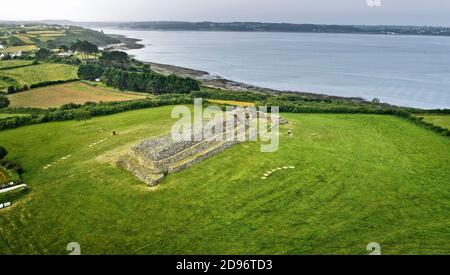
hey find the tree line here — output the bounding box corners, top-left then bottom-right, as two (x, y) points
(77, 50), (200, 94)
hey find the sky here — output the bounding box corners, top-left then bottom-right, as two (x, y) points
(1, 0), (450, 26)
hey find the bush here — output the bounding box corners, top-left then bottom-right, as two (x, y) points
(0, 94), (10, 108)
(0, 146), (7, 159)
(103, 68), (200, 94)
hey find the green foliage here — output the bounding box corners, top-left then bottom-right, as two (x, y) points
(73, 109), (91, 123)
(103, 68), (200, 94)
(99, 51), (130, 69)
(192, 88), (269, 102)
(0, 146), (7, 159)
(46, 55), (81, 66)
(36, 48), (51, 60)
(0, 94), (10, 108)
(70, 40), (98, 59)
(0, 159), (23, 175)
(77, 63), (104, 81)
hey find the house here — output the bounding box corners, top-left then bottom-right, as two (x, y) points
(57, 50), (74, 57)
(10, 51), (23, 58)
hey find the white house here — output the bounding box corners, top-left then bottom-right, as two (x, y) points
(10, 51), (23, 58)
(58, 50), (74, 57)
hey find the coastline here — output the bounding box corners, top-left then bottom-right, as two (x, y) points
(102, 34), (145, 50)
(110, 33), (387, 106)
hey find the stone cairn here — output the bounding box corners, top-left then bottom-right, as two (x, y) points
(117, 108), (281, 186)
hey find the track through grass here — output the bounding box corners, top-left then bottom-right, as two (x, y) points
(0, 107), (448, 255)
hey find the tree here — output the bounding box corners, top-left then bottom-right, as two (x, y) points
(0, 94), (10, 108)
(0, 146), (8, 159)
(70, 40), (98, 60)
(99, 51), (129, 69)
(36, 48), (51, 60)
(372, 98), (381, 104)
(78, 63), (104, 81)
(73, 110), (91, 125)
(59, 45), (69, 52)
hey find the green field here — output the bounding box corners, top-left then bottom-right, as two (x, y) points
(423, 115), (450, 130)
(0, 106), (449, 255)
(0, 63), (78, 86)
(0, 60), (34, 70)
(0, 45), (37, 53)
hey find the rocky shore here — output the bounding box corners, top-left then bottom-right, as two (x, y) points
(102, 34), (145, 51)
(109, 32), (371, 104)
(147, 62), (369, 103)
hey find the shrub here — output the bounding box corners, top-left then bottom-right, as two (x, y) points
(0, 146), (7, 159)
(0, 94), (10, 108)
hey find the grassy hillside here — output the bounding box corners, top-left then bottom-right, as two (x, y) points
(0, 45), (37, 53)
(0, 25), (119, 54)
(0, 60), (33, 70)
(8, 81), (147, 108)
(0, 63), (78, 86)
(0, 106), (448, 255)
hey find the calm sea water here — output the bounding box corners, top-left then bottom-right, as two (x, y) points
(103, 29), (450, 109)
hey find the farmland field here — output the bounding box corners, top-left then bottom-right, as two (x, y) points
(0, 45), (37, 53)
(14, 34), (35, 45)
(423, 115), (450, 130)
(0, 106), (448, 255)
(0, 63), (78, 86)
(0, 60), (34, 70)
(8, 81), (147, 108)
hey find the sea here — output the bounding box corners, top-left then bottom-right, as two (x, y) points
(101, 29), (450, 109)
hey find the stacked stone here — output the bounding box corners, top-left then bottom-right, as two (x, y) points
(117, 108), (282, 186)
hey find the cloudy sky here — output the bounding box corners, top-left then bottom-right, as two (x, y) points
(1, 0), (450, 26)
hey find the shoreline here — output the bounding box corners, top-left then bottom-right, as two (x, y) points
(110, 33), (398, 106)
(147, 61), (371, 103)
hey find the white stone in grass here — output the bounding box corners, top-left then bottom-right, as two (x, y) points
(0, 204), (3, 209)
(277, 168), (282, 171)
(272, 169), (277, 172)
(4, 202), (11, 207)
(264, 174), (270, 177)
(261, 177), (267, 180)
(283, 167), (288, 169)
(289, 166), (295, 169)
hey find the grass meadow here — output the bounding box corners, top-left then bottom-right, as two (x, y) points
(423, 115), (450, 130)
(0, 63), (78, 86)
(0, 106), (449, 255)
(0, 45), (37, 53)
(0, 60), (34, 70)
